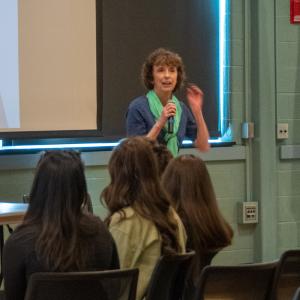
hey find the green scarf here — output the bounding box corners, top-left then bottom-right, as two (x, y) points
(147, 90), (182, 156)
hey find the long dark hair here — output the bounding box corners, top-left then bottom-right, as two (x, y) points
(162, 155), (233, 257)
(101, 137), (181, 255)
(18, 150), (100, 271)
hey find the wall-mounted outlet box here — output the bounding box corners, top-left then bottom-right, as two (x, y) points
(242, 122), (254, 139)
(237, 202), (258, 224)
(277, 123), (289, 139)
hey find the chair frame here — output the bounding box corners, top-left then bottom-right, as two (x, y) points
(25, 268), (139, 300)
(293, 287), (300, 300)
(268, 249), (300, 300)
(145, 251), (195, 300)
(196, 261), (278, 300)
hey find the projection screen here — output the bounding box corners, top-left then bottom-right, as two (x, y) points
(0, 0), (97, 134)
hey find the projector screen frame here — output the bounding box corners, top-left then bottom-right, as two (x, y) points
(0, 0), (231, 147)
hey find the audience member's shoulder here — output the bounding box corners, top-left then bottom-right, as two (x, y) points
(109, 207), (159, 234)
(109, 207), (161, 247)
(4, 226), (37, 253)
(109, 207), (135, 226)
(81, 213), (110, 237)
(82, 213), (118, 247)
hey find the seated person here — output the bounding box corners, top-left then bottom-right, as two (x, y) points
(162, 155), (233, 293)
(101, 137), (186, 300)
(3, 150), (119, 300)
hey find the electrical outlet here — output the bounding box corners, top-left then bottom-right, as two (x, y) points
(238, 202), (258, 224)
(277, 123), (289, 139)
(242, 122), (254, 139)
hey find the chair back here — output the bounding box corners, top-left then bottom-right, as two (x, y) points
(24, 268), (139, 300)
(145, 251), (195, 300)
(269, 249), (300, 300)
(196, 261), (277, 300)
(292, 287), (300, 300)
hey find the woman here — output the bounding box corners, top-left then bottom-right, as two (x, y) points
(126, 48), (210, 156)
(3, 151), (119, 300)
(101, 137), (186, 300)
(162, 155), (233, 291)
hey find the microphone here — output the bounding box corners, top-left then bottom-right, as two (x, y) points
(167, 99), (174, 134)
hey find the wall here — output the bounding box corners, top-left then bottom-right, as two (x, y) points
(276, 0), (300, 255)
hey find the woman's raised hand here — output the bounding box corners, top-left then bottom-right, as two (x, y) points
(186, 84), (204, 111)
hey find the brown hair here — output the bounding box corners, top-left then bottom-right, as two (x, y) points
(141, 48), (186, 91)
(101, 136), (181, 255)
(17, 151), (101, 271)
(146, 139), (173, 176)
(162, 155), (233, 257)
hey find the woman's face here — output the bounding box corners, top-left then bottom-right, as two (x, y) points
(152, 64), (178, 96)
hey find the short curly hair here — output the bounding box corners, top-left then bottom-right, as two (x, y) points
(141, 48), (186, 92)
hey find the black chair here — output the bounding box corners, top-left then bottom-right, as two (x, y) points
(24, 268), (139, 300)
(196, 261), (277, 300)
(269, 249), (300, 300)
(293, 287), (300, 300)
(0, 291), (5, 300)
(145, 251), (195, 300)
